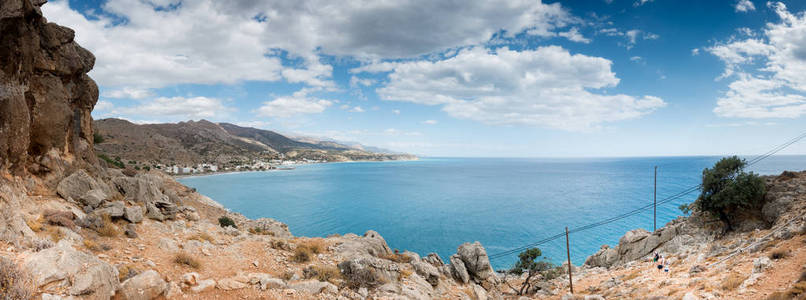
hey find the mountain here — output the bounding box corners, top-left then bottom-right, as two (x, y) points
(93, 118), (415, 167)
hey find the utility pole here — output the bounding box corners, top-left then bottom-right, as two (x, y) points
(565, 227), (573, 294)
(654, 166), (658, 231)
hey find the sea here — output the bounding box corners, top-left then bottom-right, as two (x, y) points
(178, 155), (806, 270)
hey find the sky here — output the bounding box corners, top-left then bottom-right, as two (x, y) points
(42, 0), (806, 157)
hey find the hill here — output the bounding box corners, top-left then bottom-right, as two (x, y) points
(93, 118), (416, 168)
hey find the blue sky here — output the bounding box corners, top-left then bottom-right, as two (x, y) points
(43, 0), (806, 157)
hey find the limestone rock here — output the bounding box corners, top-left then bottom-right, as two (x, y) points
(753, 257), (772, 273)
(23, 241), (118, 297)
(412, 261), (440, 287)
(288, 280), (338, 294)
(157, 238), (178, 251)
(79, 189), (106, 208)
(124, 206), (144, 223)
(57, 170), (105, 202)
(182, 272), (201, 286)
(450, 254), (470, 284)
(248, 273), (285, 290)
(191, 279), (216, 293)
(118, 270), (168, 300)
(124, 223), (138, 238)
(97, 200), (125, 217)
(243, 218), (293, 238)
(457, 241), (497, 285)
(335, 230), (393, 258)
(424, 252), (444, 267)
(216, 278), (247, 290)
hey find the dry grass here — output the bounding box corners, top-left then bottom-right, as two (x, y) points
(189, 232), (214, 243)
(83, 239), (101, 252)
(721, 273), (748, 291)
(174, 252), (201, 269)
(770, 249), (789, 260)
(270, 239), (290, 251)
(767, 282), (806, 300)
(117, 264), (138, 282)
(96, 215), (119, 237)
(281, 271), (295, 281)
(400, 269), (413, 279)
(303, 265), (342, 284)
(297, 238), (326, 254)
(25, 217), (42, 232)
(381, 252), (414, 264)
(248, 227), (275, 236)
(342, 266), (388, 289)
(292, 246), (313, 263)
(46, 226), (64, 243)
(0, 257), (34, 300)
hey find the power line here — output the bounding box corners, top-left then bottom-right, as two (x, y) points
(488, 130), (806, 261)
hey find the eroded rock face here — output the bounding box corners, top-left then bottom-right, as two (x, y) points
(0, 0), (99, 176)
(118, 270), (168, 300)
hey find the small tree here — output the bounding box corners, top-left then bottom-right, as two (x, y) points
(696, 156), (766, 230)
(218, 216), (237, 228)
(93, 132), (104, 144)
(507, 248), (553, 295)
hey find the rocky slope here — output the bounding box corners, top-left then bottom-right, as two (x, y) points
(93, 118), (417, 167)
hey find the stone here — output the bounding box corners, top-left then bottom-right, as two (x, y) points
(753, 257), (772, 273)
(472, 284), (487, 300)
(97, 200), (125, 217)
(248, 273), (285, 290)
(338, 255), (401, 285)
(450, 254), (470, 284)
(124, 206), (144, 223)
(157, 238), (178, 251)
(689, 264), (705, 274)
(288, 280), (338, 294)
(165, 282), (183, 298)
(424, 252), (444, 267)
(412, 261), (440, 287)
(584, 295), (605, 300)
(216, 278), (247, 290)
(124, 223), (138, 238)
(79, 189), (106, 208)
(762, 196), (793, 224)
(334, 230), (392, 258)
(456, 241), (497, 285)
(243, 218), (293, 238)
(191, 279), (216, 293)
(23, 241), (118, 297)
(683, 292), (700, 300)
(118, 270), (168, 300)
(56, 171), (105, 203)
(182, 272), (201, 286)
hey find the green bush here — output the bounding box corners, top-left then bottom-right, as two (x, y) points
(93, 132), (104, 144)
(98, 154), (125, 168)
(696, 156), (766, 230)
(218, 216), (237, 228)
(508, 247), (554, 295)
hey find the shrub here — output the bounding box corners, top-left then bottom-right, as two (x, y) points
(97, 215), (120, 237)
(381, 253), (413, 263)
(297, 238), (326, 254)
(770, 249), (789, 260)
(696, 156), (766, 231)
(117, 264), (138, 282)
(303, 265), (341, 284)
(25, 217), (42, 232)
(721, 273), (747, 291)
(218, 216), (237, 228)
(98, 154), (124, 168)
(679, 203), (692, 216)
(47, 226), (64, 243)
(341, 265), (387, 289)
(249, 227), (275, 236)
(292, 247), (312, 263)
(83, 239), (101, 252)
(281, 271), (295, 281)
(508, 247), (554, 295)
(0, 257), (34, 300)
(270, 239), (290, 251)
(174, 253), (201, 269)
(93, 132), (104, 144)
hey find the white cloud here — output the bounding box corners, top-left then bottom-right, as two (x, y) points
(349, 76), (375, 87)
(256, 89), (333, 118)
(735, 0), (756, 12)
(349, 106), (365, 113)
(691, 48), (701, 56)
(43, 0), (577, 93)
(630, 56), (642, 62)
(102, 87), (153, 99)
(422, 120), (438, 125)
(558, 27), (591, 43)
(393, 110), (401, 115)
(110, 96), (234, 120)
(94, 100), (115, 112)
(634, 0), (654, 7)
(708, 2), (806, 118)
(357, 46), (665, 131)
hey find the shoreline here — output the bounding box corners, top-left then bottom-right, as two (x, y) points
(172, 157), (420, 179)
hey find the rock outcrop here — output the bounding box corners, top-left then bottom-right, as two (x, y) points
(0, 0), (99, 177)
(23, 241), (119, 297)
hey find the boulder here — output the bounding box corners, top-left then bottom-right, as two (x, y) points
(762, 195), (794, 224)
(248, 273), (285, 290)
(338, 255), (401, 285)
(412, 261), (440, 287)
(288, 280), (338, 294)
(424, 252), (445, 267)
(753, 257), (772, 273)
(242, 218), (293, 238)
(23, 241), (118, 297)
(118, 270), (168, 300)
(456, 242), (497, 285)
(96, 200), (125, 218)
(124, 206), (144, 223)
(216, 278), (247, 290)
(157, 238), (178, 251)
(449, 254), (470, 284)
(79, 189), (106, 208)
(57, 170), (105, 202)
(191, 279), (216, 293)
(124, 223), (138, 238)
(334, 230), (393, 258)
(182, 272), (201, 286)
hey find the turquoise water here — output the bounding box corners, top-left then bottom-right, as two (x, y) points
(178, 156), (806, 269)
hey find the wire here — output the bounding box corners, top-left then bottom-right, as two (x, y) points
(488, 130), (806, 261)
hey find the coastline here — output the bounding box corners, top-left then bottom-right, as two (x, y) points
(172, 157), (420, 179)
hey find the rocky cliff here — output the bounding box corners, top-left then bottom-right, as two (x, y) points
(1, 0), (99, 181)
